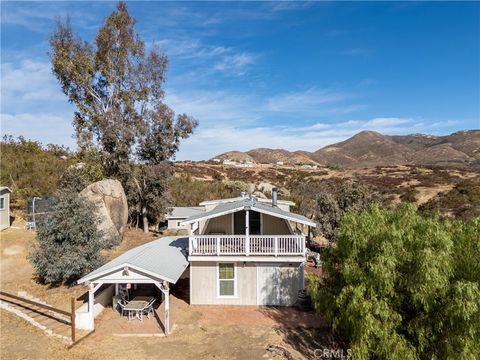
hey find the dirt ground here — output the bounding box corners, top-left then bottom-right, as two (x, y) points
(1, 221), (331, 360)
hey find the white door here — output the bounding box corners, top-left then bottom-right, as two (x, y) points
(257, 264), (280, 305)
(257, 264), (302, 306)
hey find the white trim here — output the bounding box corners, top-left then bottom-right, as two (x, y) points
(182, 205), (316, 228)
(199, 197), (295, 207)
(216, 262), (237, 298)
(189, 255), (305, 262)
(182, 206), (245, 225)
(260, 213), (264, 235)
(77, 262), (176, 284)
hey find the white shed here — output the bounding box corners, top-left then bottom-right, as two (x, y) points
(0, 187), (12, 230)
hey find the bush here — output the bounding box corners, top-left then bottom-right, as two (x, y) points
(29, 190), (105, 285)
(309, 205), (480, 359)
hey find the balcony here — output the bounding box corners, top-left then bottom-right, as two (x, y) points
(188, 235), (305, 257)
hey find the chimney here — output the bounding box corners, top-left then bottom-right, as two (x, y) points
(272, 188), (278, 207)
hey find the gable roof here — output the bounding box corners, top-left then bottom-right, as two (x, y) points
(166, 206), (205, 219)
(182, 198), (316, 227)
(77, 236), (189, 284)
(199, 196), (295, 207)
(0, 187), (12, 193)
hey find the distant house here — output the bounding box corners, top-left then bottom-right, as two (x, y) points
(165, 207), (205, 230)
(212, 158), (221, 163)
(223, 159), (237, 166)
(0, 187), (12, 230)
(276, 161), (284, 166)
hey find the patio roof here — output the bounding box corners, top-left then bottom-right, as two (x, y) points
(181, 198), (316, 227)
(77, 236), (189, 285)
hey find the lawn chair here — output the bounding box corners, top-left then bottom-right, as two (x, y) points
(142, 298), (156, 319)
(117, 298), (128, 317)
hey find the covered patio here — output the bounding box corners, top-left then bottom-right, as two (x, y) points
(76, 237), (189, 336)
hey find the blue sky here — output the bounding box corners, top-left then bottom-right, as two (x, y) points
(1, 1), (479, 160)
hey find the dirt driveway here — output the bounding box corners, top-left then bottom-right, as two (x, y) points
(1, 221), (331, 360)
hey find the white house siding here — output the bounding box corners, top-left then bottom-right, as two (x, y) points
(0, 191), (10, 231)
(203, 214), (233, 235)
(190, 261), (257, 305)
(262, 214), (292, 235)
(167, 219), (188, 230)
(189, 261), (303, 306)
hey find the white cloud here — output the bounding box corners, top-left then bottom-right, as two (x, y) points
(0, 113), (75, 148)
(213, 52), (257, 76)
(266, 87), (361, 115)
(1, 60), (70, 112)
(165, 89), (260, 126)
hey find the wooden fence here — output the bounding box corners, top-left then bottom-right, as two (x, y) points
(0, 290), (85, 345)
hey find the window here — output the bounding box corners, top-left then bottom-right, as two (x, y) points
(0, 197), (5, 210)
(177, 221), (182, 227)
(234, 210), (261, 235)
(218, 263), (236, 297)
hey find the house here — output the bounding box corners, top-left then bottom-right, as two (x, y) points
(275, 161), (284, 166)
(0, 187), (12, 230)
(222, 159), (237, 166)
(76, 189), (316, 334)
(165, 207), (205, 230)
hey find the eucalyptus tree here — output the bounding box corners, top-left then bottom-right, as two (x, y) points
(49, 2), (197, 232)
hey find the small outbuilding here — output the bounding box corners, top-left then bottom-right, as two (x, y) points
(0, 187), (12, 230)
(76, 236), (189, 335)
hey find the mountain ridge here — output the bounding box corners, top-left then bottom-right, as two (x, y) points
(212, 130), (480, 168)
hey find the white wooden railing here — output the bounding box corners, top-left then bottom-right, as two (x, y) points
(188, 235), (305, 256)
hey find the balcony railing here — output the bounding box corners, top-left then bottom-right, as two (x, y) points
(188, 235), (305, 256)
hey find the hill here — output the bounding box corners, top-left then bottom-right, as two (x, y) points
(211, 130), (480, 168)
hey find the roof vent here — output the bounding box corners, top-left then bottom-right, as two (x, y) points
(272, 188), (278, 207)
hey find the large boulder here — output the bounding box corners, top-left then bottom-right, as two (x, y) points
(80, 179), (128, 246)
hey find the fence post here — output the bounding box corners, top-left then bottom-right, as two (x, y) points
(70, 297), (76, 343)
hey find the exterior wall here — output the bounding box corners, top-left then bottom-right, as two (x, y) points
(167, 219), (188, 230)
(203, 214), (233, 235)
(0, 191), (10, 231)
(262, 214), (292, 235)
(189, 261), (303, 306)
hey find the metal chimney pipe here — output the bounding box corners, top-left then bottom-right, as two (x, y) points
(272, 188), (278, 207)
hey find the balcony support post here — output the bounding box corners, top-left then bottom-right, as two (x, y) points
(245, 210), (250, 256)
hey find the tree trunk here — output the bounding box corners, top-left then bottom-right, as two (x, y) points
(142, 205), (149, 233)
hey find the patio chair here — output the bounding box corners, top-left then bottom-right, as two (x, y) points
(142, 298), (156, 319)
(117, 298), (128, 317)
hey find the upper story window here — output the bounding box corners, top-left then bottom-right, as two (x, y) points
(234, 210), (261, 235)
(0, 197), (5, 210)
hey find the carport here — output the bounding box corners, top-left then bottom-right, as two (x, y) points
(77, 237), (189, 336)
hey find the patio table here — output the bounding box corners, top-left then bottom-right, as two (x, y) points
(124, 297), (154, 321)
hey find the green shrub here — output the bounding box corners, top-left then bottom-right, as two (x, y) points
(309, 205), (480, 359)
(29, 190), (105, 285)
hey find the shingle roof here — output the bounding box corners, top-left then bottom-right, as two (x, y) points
(166, 206), (205, 219)
(77, 236), (189, 284)
(182, 198), (316, 227)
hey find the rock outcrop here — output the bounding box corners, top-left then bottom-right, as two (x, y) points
(80, 179), (128, 246)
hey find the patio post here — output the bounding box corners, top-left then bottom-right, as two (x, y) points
(88, 283), (95, 330)
(245, 209), (250, 256)
(164, 281), (170, 336)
